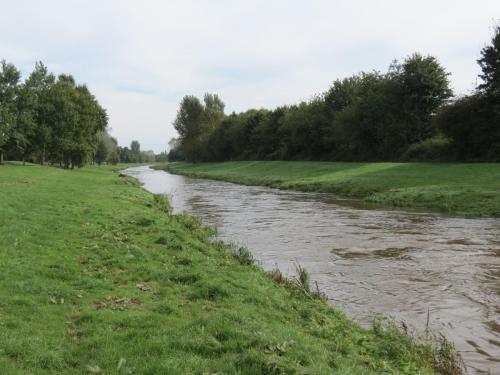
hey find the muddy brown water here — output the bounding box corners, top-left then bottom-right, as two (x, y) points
(125, 166), (500, 374)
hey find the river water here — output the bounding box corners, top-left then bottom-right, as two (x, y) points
(125, 166), (500, 374)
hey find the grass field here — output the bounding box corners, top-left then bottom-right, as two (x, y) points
(156, 161), (500, 217)
(0, 162), (453, 374)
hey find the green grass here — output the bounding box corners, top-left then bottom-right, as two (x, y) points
(155, 161), (500, 217)
(0, 163), (451, 374)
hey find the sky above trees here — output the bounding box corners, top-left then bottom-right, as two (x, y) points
(1, 0), (499, 152)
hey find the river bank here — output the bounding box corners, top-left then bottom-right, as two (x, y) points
(0, 163), (453, 374)
(154, 161), (500, 218)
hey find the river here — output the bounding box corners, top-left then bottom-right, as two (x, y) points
(125, 166), (500, 374)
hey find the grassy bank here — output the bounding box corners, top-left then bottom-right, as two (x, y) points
(0, 163), (455, 374)
(155, 161), (500, 217)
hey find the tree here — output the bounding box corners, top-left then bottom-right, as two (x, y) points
(437, 94), (498, 160)
(42, 74), (107, 168)
(156, 150), (169, 162)
(394, 53), (453, 144)
(0, 61), (108, 167)
(106, 136), (120, 164)
(173, 95), (205, 161)
(95, 130), (118, 165)
(11, 79), (37, 163)
(168, 137), (179, 151)
(437, 24), (500, 161)
(130, 140), (141, 162)
(0, 60), (20, 164)
(141, 150), (155, 163)
(26, 62), (55, 164)
(478, 24), (500, 100)
(118, 146), (132, 163)
(167, 137), (183, 161)
(203, 93), (225, 131)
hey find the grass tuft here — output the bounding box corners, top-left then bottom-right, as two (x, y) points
(233, 246), (255, 266)
(295, 264), (310, 293)
(153, 193), (172, 214)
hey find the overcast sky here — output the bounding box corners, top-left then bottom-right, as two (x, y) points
(1, 1), (499, 152)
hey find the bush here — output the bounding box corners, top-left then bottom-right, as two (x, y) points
(402, 136), (451, 161)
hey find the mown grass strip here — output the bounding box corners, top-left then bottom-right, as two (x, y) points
(155, 161), (500, 217)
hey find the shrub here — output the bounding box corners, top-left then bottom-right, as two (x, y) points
(402, 136), (451, 161)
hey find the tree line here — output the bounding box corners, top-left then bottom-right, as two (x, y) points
(91, 135), (168, 165)
(0, 61), (168, 167)
(171, 25), (500, 162)
(0, 61), (108, 168)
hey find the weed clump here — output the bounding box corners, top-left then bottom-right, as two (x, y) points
(155, 236), (169, 245)
(153, 194), (172, 214)
(172, 274), (200, 285)
(154, 304), (174, 315)
(295, 264), (310, 293)
(190, 284), (229, 301)
(134, 217), (155, 226)
(372, 318), (465, 375)
(175, 257), (192, 266)
(268, 268), (288, 285)
(432, 334), (465, 375)
(269, 266), (327, 302)
(234, 246), (254, 266)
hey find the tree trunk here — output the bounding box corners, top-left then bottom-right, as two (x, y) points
(0, 150), (3, 165)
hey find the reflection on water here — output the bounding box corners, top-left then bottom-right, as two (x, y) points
(125, 166), (500, 374)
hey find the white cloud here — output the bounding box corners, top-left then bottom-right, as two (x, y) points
(1, 0), (499, 151)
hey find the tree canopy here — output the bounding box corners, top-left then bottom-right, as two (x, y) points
(0, 61), (109, 167)
(170, 52), (455, 162)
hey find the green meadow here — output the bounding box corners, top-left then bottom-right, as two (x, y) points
(0, 163), (454, 374)
(157, 161), (500, 217)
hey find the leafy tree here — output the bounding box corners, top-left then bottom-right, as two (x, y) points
(172, 94), (226, 161)
(437, 94), (498, 160)
(0, 60), (20, 164)
(95, 130), (118, 165)
(106, 137), (120, 164)
(130, 140), (142, 162)
(251, 107), (286, 159)
(168, 137), (179, 151)
(203, 93), (225, 130)
(95, 132), (109, 165)
(11, 79), (36, 164)
(156, 150), (169, 162)
(478, 25), (500, 100)
(26, 62), (56, 164)
(141, 150), (155, 163)
(393, 53), (453, 144)
(41, 74), (107, 168)
(205, 117), (234, 160)
(0, 61), (109, 167)
(118, 146), (132, 163)
(437, 23), (500, 161)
